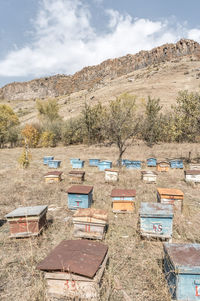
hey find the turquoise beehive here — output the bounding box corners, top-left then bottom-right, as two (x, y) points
(67, 185), (93, 210)
(98, 161), (112, 171)
(147, 158), (157, 167)
(48, 160), (61, 168)
(89, 159), (100, 166)
(43, 156), (54, 165)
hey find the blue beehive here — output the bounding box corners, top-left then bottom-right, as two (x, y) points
(48, 160), (61, 168)
(43, 156), (54, 165)
(72, 160), (85, 169)
(98, 161), (112, 171)
(67, 185), (93, 210)
(70, 158), (80, 165)
(164, 243), (200, 301)
(89, 159), (100, 167)
(170, 159), (184, 169)
(139, 202), (173, 241)
(147, 158), (157, 167)
(125, 160), (142, 169)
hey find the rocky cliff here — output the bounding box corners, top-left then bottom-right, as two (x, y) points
(1, 39), (200, 101)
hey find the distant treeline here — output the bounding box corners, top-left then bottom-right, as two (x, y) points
(1, 90), (200, 161)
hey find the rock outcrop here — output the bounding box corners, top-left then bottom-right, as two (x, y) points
(0, 39), (200, 101)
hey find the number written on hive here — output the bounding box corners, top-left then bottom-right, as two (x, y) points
(153, 224), (162, 233)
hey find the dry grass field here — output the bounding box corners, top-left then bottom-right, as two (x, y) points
(1, 142), (200, 300)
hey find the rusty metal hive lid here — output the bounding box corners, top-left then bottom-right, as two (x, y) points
(164, 243), (200, 274)
(69, 171), (85, 175)
(140, 202), (173, 217)
(73, 208), (108, 221)
(5, 205), (48, 218)
(141, 171), (157, 175)
(37, 240), (108, 278)
(67, 185), (93, 194)
(157, 187), (184, 196)
(105, 169), (118, 172)
(44, 171), (63, 176)
(185, 170), (200, 175)
(111, 188), (136, 197)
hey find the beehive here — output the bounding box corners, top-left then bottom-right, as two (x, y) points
(37, 240), (108, 300)
(5, 205), (48, 238)
(139, 202), (173, 241)
(69, 171), (85, 184)
(44, 171), (62, 183)
(157, 188), (184, 212)
(147, 158), (157, 167)
(141, 171), (157, 183)
(71, 159), (85, 169)
(125, 160), (142, 169)
(111, 188), (136, 213)
(189, 163), (200, 170)
(43, 156), (54, 165)
(170, 159), (184, 169)
(105, 169), (119, 182)
(98, 160), (112, 171)
(73, 208), (108, 240)
(164, 243), (200, 301)
(156, 161), (170, 172)
(48, 160), (61, 168)
(89, 159), (100, 166)
(185, 170), (200, 183)
(67, 185), (93, 210)
(70, 158), (80, 164)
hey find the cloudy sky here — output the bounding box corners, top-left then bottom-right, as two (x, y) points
(0, 0), (200, 87)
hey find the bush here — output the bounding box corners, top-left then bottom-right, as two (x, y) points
(18, 148), (32, 168)
(21, 124), (40, 148)
(62, 117), (83, 145)
(40, 131), (56, 147)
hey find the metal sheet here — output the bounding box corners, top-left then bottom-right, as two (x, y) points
(140, 202), (173, 217)
(37, 240), (108, 278)
(185, 170), (200, 175)
(164, 243), (200, 270)
(5, 205), (48, 218)
(141, 171), (157, 175)
(111, 188), (136, 197)
(157, 188), (184, 196)
(45, 171), (63, 176)
(68, 185), (93, 194)
(69, 171), (85, 175)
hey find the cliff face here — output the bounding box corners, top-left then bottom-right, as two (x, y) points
(1, 39), (200, 101)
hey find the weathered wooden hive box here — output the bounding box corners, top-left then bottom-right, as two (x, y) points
(170, 159), (184, 169)
(37, 240), (108, 300)
(105, 169), (119, 182)
(5, 205), (48, 238)
(89, 159), (100, 167)
(98, 160), (112, 171)
(141, 171), (157, 183)
(185, 170), (200, 183)
(157, 188), (184, 212)
(111, 188), (136, 213)
(67, 185), (93, 210)
(72, 159), (85, 169)
(44, 171), (62, 183)
(139, 202), (173, 241)
(147, 158), (157, 167)
(163, 243), (200, 301)
(189, 163), (200, 170)
(69, 170), (85, 184)
(157, 161), (170, 172)
(48, 160), (61, 168)
(73, 208), (108, 240)
(43, 156), (54, 165)
(125, 160), (142, 169)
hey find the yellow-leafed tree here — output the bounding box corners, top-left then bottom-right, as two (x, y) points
(21, 124), (40, 148)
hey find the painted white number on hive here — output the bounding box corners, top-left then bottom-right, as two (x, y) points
(153, 224), (162, 233)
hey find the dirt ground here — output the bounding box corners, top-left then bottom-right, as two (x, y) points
(1, 142), (200, 300)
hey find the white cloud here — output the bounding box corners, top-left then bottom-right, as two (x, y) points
(0, 0), (199, 78)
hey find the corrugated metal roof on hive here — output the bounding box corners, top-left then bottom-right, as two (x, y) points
(111, 188), (136, 197)
(5, 205), (48, 218)
(67, 185), (93, 194)
(37, 240), (108, 278)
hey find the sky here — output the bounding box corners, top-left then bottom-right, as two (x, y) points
(0, 0), (200, 87)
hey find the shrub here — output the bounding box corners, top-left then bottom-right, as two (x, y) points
(21, 124), (40, 148)
(40, 131), (56, 147)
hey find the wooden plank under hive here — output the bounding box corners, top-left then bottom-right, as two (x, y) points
(111, 188), (136, 213)
(69, 170), (85, 184)
(185, 170), (200, 183)
(163, 243), (200, 301)
(105, 169), (119, 182)
(141, 171), (157, 183)
(156, 161), (170, 172)
(139, 202), (173, 241)
(73, 208), (108, 240)
(37, 240), (108, 300)
(44, 171), (62, 183)
(5, 205), (48, 238)
(67, 185), (93, 210)
(157, 187), (184, 212)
